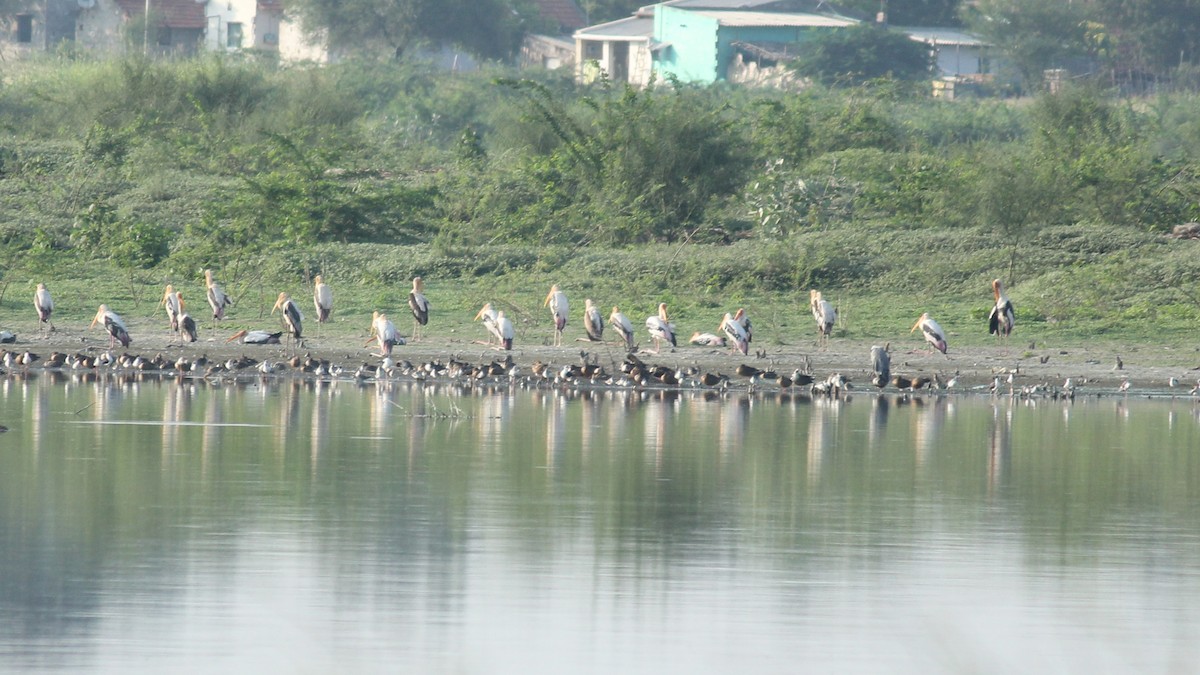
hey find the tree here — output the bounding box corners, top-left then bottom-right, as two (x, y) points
(286, 0), (529, 60)
(791, 24), (934, 85)
(963, 0), (1089, 88)
(1090, 0), (1200, 82)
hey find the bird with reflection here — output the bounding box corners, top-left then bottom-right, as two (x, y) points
(204, 269), (232, 327)
(34, 283), (54, 336)
(176, 292), (198, 343)
(91, 305), (131, 348)
(313, 275), (332, 336)
(160, 284), (181, 338)
(408, 277), (429, 341)
(495, 310), (514, 351)
(734, 307), (752, 345)
(810, 290), (836, 345)
(271, 292), (303, 353)
(987, 279), (1015, 344)
(911, 312), (948, 355)
(582, 299), (604, 342)
(544, 284), (568, 347)
(719, 312), (749, 355)
(871, 344), (891, 388)
(645, 303), (676, 354)
(609, 306), (635, 352)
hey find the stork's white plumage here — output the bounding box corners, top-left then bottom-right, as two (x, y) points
(645, 303), (676, 354)
(911, 312), (948, 354)
(988, 279), (1015, 340)
(609, 306), (635, 352)
(205, 269), (232, 325)
(582, 298), (604, 342)
(719, 312), (749, 355)
(544, 285), (568, 346)
(91, 305), (130, 348)
(34, 283), (53, 335)
(408, 277), (430, 341)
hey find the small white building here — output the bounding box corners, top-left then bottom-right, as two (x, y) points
(573, 12), (656, 86)
(900, 26), (992, 78)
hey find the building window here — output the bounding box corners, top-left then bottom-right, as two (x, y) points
(227, 22), (242, 48)
(583, 41), (601, 60)
(16, 14), (32, 44)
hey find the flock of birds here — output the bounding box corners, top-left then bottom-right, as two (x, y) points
(7, 272), (1063, 397)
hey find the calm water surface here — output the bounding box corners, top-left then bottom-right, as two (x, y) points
(1, 374), (1199, 673)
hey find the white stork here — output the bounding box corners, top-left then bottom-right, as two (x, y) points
(719, 312), (749, 355)
(911, 312), (948, 355)
(90, 305), (131, 348)
(271, 292), (303, 353)
(645, 303), (676, 354)
(313, 275), (332, 336)
(34, 283), (53, 336)
(609, 306), (635, 352)
(988, 279), (1015, 344)
(408, 277), (430, 341)
(582, 299), (604, 342)
(205, 269), (232, 327)
(544, 284), (568, 346)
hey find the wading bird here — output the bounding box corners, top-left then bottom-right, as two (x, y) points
(810, 290), (836, 345)
(312, 275), (332, 336)
(645, 303), (676, 354)
(987, 279), (1015, 345)
(176, 292), (198, 343)
(719, 312), (749, 355)
(689, 332), (726, 347)
(871, 344), (891, 388)
(495, 310), (514, 351)
(205, 269), (232, 327)
(408, 277), (429, 341)
(582, 299), (603, 342)
(609, 306), (635, 352)
(271, 292), (303, 353)
(368, 311), (402, 357)
(911, 312), (948, 355)
(734, 307), (752, 345)
(91, 305), (131, 348)
(160, 284), (181, 337)
(34, 283), (53, 335)
(544, 285), (568, 346)
(226, 329), (283, 345)
(475, 303), (502, 345)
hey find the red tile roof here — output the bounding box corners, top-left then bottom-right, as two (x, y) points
(532, 0), (587, 33)
(114, 0), (206, 29)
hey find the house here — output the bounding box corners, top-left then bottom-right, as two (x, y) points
(521, 0), (587, 70)
(76, 0), (207, 56)
(573, 7), (656, 85)
(899, 27), (991, 78)
(0, 0), (76, 59)
(203, 0), (283, 53)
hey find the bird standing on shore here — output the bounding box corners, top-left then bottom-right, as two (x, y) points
(34, 283), (53, 336)
(583, 299), (604, 342)
(734, 307), (752, 345)
(475, 303), (502, 345)
(719, 312), (749, 355)
(369, 311), (402, 357)
(609, 306), (635, 351)
(204, 269), (232, 327)
(313, 275), (332, 336)
(160, 284), (181, 337)
(495, 311), (515, 350)
(987, 279), (1015, 344)
(176, 292), (198, 343)
(91, 305), (131, 348)
(810, 290), (836, 346)
(911, 312), (948, 354)
(871, 344), (891, 388)
(408, 277), (429, 341)
(544, 285), (568, 346)
(271, 292), (303, 353)
(645, 303), (677, 354)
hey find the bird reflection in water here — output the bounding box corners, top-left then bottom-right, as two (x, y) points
(807, 398), (839, 484)
(718, 396), (749, 458)
(868, 394), (890, 447)
(913, 398), (949, 469)
(987, 403), (1012, 498)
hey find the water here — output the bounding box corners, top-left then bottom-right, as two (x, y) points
(1, 374), (1199, 672)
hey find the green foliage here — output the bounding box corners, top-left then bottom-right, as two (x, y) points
(964, 0), (1089, 88)
(792, 24), (935, 86)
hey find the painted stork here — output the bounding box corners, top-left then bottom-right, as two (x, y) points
(226, 329), (283, 345)
(544, 284), (568, 346)
(204, 269), (232, 327)
(689, 332), (726, 347)
(871, 344), (891, 388)
(810, 290), (836, 345)
(645, 303), (676, 354)
(609, 306), (635, 352)
(369, 311), (403, 357)
(271, 292), (303, 353)
(312, 275), (332, 336)
(176, 292), (198, 343)
(160, 284), (181, 337)
(719, 312), (749, 355)
(495, 310), (515, 351)
(734, 307), (752, 345)
(408, 277), (430, 341)
(91, 305), (131, 348)
(34, 283), (53, 336)
(987, 279), (1015, 343)
(911, 312), (948, 355)
(582, 299), (604, 342)
(475, 303), (502, 345)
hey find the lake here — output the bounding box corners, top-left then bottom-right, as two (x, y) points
(0, 373), (1198, 672)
